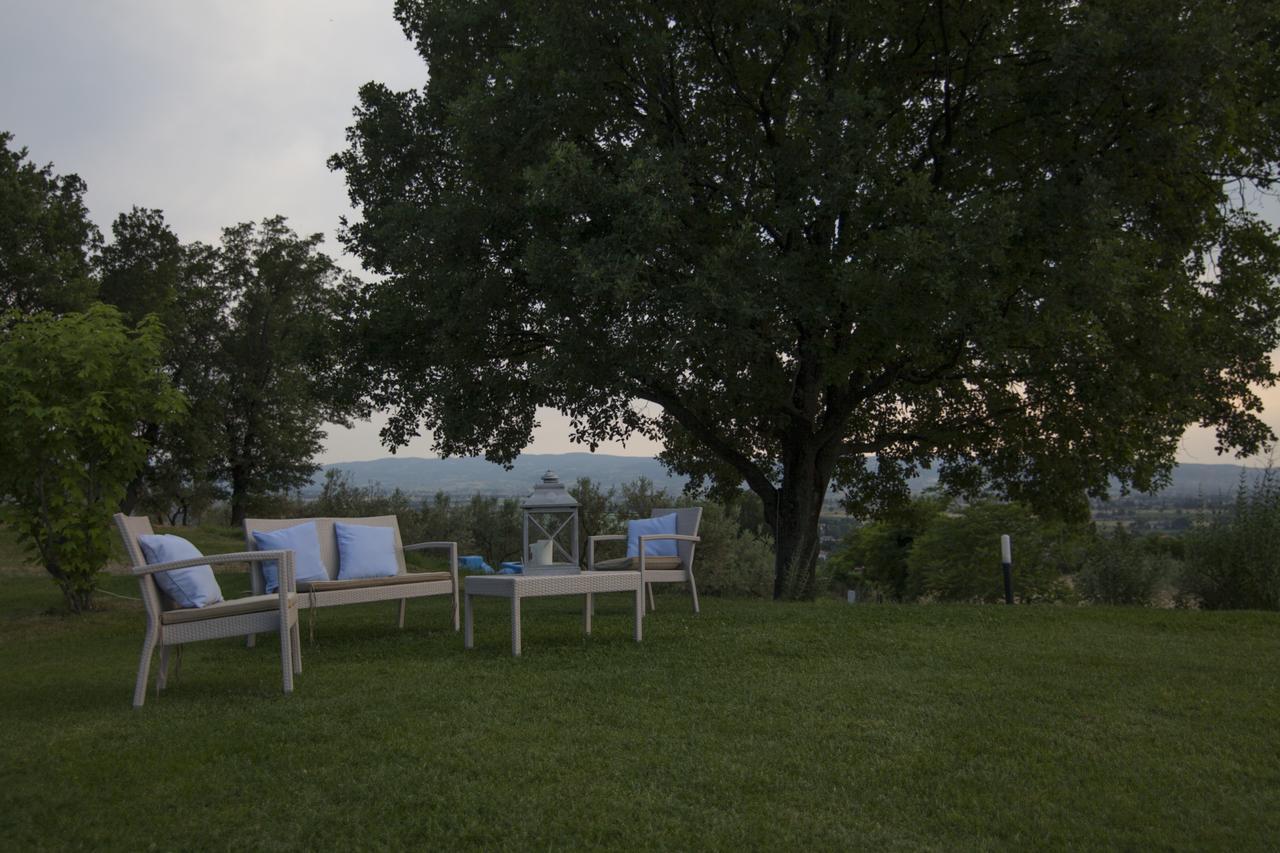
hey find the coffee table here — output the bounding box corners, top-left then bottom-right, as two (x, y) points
(463, 571), (643, 655)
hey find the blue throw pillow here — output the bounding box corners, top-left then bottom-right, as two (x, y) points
(137, 534), (224, 609)
(626, 513), (679, 558)
(335, 522), (399, 580)
(251, 522), (330, 593)
(459, 555), (493, 573)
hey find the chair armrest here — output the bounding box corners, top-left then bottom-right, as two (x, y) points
(404, 541), (459, 582)
(403, 541), (457, 552)
(131, 549), (290, 575)
(587, 534), (627, 570)
(134, 549), (297, 601)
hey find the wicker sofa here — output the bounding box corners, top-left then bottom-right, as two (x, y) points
(242, 515), (459, 643)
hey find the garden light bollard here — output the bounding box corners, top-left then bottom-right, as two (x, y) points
(1001, 534), (1013, 605)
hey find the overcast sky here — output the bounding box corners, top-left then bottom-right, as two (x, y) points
(1, 1), (1274, 466)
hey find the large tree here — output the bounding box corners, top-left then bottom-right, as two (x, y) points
(0, 131), (99, 316)
(333, 0), (1280, 597)
(97, 207), (196, 515)
(206, 217), (358, 524)
(97, 213), (357, 524)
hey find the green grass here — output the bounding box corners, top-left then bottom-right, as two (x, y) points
(1, 567), (1277, 851)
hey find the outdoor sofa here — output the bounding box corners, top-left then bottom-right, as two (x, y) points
(242, 515), (459, 644)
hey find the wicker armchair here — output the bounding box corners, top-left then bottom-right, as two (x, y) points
(114, 514), (301, 709)
(587, 507), (702, 613)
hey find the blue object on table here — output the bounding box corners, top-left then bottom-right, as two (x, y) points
(498, 562), (523, 575)
(459, 555), (494, 573)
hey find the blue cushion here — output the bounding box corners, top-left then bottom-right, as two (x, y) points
(626, 513), (679, 558)
(459, 555), (493, 573)
(335, 522), (399, 580)
(137, 534), (224, 609)
(250, 522), (330, 593)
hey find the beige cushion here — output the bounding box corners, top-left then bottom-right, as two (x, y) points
(161, 594), (291, 625)
(593, 556), (683, 571)
(298, 572), (451, 592)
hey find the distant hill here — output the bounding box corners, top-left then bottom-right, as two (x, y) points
(313, 453), (1264, 501)
(313, 453), (686, 497)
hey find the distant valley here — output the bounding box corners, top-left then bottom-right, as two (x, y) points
(313, 453), (1266, 502)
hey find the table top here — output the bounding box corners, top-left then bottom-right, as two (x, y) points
(465, 571), (641, 597)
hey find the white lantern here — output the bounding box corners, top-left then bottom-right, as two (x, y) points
(520, 470), (580, 575)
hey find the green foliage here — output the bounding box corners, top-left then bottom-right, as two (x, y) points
(0, 131), (100, 316)
(1182, 470), (1280, 610)
(0, 305), (184, 611)
(204, 217), (362, 523)
(335, 1), (1280, 598)
(688, 499), (775, 598)
(829, 495), (949, 600)
(97, 214), (362, 523)
(1076, 527), (1173, 606)
(907, 502), (1073, 603)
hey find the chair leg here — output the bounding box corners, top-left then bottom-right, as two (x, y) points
(157, 645), (170, 691)
(646, 582), (656, 612)
(280, 622), (294, 696)
(687, 569), (701, 614)
(133, 628), (158, 709)
(246, 633), (257, 648)
(291, 621), (302, 675)
(397, 599), (407, 629)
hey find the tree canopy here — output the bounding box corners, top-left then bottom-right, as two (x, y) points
(94, 211), (360, 524)
(336, 0), (1280, 597)
(0, 131), (99, 316)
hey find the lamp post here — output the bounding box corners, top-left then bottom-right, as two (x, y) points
(520, 470), (581, 576)
(1001, 534), (1014, 605)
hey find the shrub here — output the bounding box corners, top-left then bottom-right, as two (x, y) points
(907, 501), (1072, 603)
(690, 500), (774, 597)
(1181, 471), (1280, 610)
(1076, 528), (1170, 606)
(0, 306), (183, 611)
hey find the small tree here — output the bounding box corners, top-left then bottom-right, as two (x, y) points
(0, 305), (184, 611)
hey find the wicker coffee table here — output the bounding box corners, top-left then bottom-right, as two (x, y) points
(463, 571), (643, 656)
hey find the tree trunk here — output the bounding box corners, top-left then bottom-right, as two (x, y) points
(60, 582), (94, 614)
(119, 473), (144, 515)
(229, 464), (249, 525)
(767, 448), (833, 600)
(119, 421), (161, 515)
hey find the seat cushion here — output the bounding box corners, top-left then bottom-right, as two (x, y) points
(626, 513), (679, 558)
(250, 521), (330, 593)
(299, 572), (451, 592)
(161, 594), (289, 625)
(138, 534), (224, 609)
(593, 556), (683, 571)
(335, 522), (399, 580)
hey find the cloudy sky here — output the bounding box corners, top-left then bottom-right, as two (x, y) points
(1, 2), (1274, 466)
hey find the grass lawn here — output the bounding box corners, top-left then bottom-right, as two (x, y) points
(1, 564), (1277, 851)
